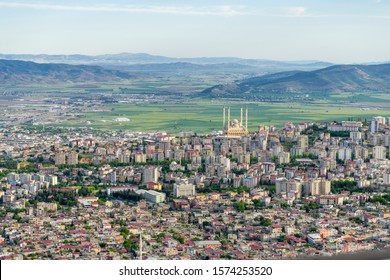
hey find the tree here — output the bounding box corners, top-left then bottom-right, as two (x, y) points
(368, 196), (388, 205)
(301, 201), (321, 213)
(252, 199), (265, 209)
(280, 202), (290, 209)
(261, 218), (272, 227)
(78, 187), (91, 197)
(174, 235), (185, 244)
(202, 221), (210, 228)
(120, 227), (130, 239)
(233, 202), (247, 212)
(331, 180), (358, 193)
(14, 214), (22, 223)
(257, 215), (272, 226)
(0, 160), (18, 169)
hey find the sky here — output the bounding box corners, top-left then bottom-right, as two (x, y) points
(0, 0), (390, 63)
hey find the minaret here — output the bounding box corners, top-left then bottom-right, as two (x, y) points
(223, 106), (226, 129)
(240, 106), (243, 126)
(139, 233), (143, 260)
(245, 106), (248, 129)
(228, 107), (231, 127)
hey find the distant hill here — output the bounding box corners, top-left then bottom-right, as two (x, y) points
(0, 59), (133, 85)
(201, 63), (390, 97)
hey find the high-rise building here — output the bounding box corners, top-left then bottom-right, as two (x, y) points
(143, 166), (159, 183)
(54, 152), (66, 165)
(242, 177), (258, 188)
(278, 151), (290, 164)
(373, 146), (386, 160)
(19, 173), (31, 184)
(320, 179), (331, 195)
(67, 151), (78, 165)
(134, 152), (147, 163)
(275, 178), (302, 198)
(369, 119), (379, 133)
(383, 170), (390, 184)
(338, 148), (352, 161)
(297, 135), (309, 153)
(350, 131), (362, 142)
(173, 179), (196, 197)
(384, 135), (390, 147)
(108, 171), (116, 184)
(118, 152), (130, 163)
(303, 179), (331, 196)
(45, 175), (58, 186)
(373, 116), (386, 125)
(6, 173), (19, 182)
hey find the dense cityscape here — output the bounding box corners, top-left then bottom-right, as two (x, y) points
(2, 5), (390, 280)
(1, 108), (389, 260)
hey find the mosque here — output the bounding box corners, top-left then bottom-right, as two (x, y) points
(222, 106), (249, 137)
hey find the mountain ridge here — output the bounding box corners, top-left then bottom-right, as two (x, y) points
(201, 63), (390, 97)
(0, 53), (333, 72)
(0, 59), (133, 85)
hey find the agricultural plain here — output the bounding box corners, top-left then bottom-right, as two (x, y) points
(55, 96), (390, 134)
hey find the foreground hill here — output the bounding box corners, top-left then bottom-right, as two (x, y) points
(201, 63), (390, 97)
(0, 59), (133, 85)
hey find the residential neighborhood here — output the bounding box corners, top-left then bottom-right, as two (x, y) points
(1, 116), (389, 260)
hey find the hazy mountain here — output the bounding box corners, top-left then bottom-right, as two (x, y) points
(201, 63), (390, 97)
(0, 59), (133, 85)
(105, 62), (259, 72)
(0, 53), (333, 72)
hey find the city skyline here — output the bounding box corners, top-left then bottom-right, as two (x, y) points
(0, 0), (390, 63)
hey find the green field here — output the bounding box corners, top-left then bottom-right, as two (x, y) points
(55, 100), (390, 134)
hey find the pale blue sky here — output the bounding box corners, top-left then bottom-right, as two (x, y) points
(0, 0), (389, 63)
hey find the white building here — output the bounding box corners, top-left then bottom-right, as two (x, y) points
(369, 119), (379, 133)
(144, 190), (166, 203)
(6, 173), (19, 182)
(275, 178), (302, 198)
(373, 116), (386, 125)
(173, 179), (195, 198)
(373, 146), (386, 160)
(242, 177), (258, 188)
(338, 147), (352, 161)
(19, 173), (32, 184)
(307, 233), (322, 245)
(45, 175), (58, 186)
(303, 179), (331, 196)
(113, 117), (130, 122)
(350, 131), (362, 142)
(278, 151), (290, 164)
(297, 135), (309, 152)
(143, 166), (159, 183)
(383, 170), (390, 184)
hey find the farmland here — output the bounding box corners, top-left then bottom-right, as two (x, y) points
(54, 98), (390, 134)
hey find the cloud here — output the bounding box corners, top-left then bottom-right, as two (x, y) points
(286, 6), (308, 17)
(0, 2), (245, 16)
